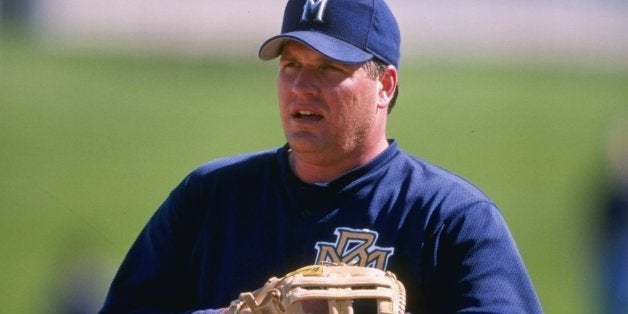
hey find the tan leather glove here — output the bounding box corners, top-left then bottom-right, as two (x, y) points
(227, 263), (406, 314)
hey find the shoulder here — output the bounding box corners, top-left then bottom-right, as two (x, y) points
(389, 148), (505, 235)
(160, 148), (284, 216)
(395, 150), (494, 207)
(397, 153), (513, 248)
(189, 148), (281, 179)
(168, 147), (285, 197)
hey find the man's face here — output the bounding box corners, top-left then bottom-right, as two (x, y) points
(277, 41), (387, 165)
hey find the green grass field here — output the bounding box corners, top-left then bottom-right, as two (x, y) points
(2, 36), (627, 313)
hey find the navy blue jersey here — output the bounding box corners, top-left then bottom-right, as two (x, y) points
(100, 140), (542, 313)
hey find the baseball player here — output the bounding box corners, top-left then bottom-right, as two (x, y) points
(99, 0), (543, 313)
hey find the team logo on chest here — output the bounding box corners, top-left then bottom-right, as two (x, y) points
(314, 227), (394, 270)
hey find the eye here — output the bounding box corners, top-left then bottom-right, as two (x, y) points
(280, 58), (300, 68)
(319, 63), (343, 72)
(280, 60), (303, 75)
(285, 62), (300, 68)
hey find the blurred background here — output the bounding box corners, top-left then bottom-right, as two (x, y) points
(1, 1), (627, 313)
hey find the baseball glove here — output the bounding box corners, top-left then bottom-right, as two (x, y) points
(227, 263), (406, 314)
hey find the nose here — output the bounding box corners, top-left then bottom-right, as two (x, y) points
(291, 67), (318, 95)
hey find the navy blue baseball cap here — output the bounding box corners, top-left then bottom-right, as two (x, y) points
(259, 0), (400, 68)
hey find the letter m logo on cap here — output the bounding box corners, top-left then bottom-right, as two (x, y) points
(301, 0), (328, 23)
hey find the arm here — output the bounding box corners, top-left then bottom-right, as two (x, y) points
(424, 202), (542, 313)
(99, 174), (214, 313)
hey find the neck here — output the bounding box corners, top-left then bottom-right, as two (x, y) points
(288, 138), (389, 184)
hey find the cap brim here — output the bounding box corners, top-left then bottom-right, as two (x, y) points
(259, 31), (373, 64)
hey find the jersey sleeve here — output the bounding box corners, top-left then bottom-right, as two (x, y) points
(423, 201), (543, 313)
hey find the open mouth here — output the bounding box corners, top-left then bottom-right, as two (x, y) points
(294, 110), (323, 121)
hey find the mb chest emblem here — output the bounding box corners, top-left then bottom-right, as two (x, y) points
(314, 227), (394, 270)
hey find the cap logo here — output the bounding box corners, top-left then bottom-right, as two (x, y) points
(300, 0), (328, 23)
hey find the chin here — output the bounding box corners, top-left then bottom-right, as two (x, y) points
(286, 138), (329, 154)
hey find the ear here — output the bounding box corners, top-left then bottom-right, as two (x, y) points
(377, 65), (398, 110)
